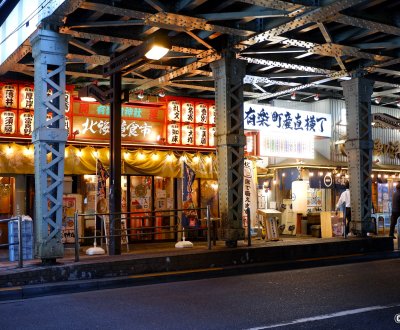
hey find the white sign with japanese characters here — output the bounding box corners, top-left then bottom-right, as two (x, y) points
(244, 104), (331, 137)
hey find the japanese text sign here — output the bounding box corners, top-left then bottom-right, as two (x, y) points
(244, 104), (331, 137)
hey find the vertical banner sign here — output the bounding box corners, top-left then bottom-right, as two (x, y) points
(182, 162), (198, 227)
(243, 159), (258, 228)
(97, 160), (109, 212)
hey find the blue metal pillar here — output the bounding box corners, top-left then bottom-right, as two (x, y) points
(211, 51), (246, 247)
(30, 29), (68, 263)
(341, 78), (374, 236)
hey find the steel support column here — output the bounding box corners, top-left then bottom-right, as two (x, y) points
(211, 51), (246, 247)
(30, 29), (68, 262)
(108, 71), (122, 255)
(341, 78), (374, 236)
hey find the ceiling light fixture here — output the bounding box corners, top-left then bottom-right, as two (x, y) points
(144, 32), (171, 60)
(80, 96), (97, 102)
(158, 89), (165, 98)
(145, 45), (169, 60)
(314, 94), (319, 101)
(397, 100), (400, 108)
(291, 92), (296, 100)
(374, 97), (382, 104)
(137, 90), (144, 99)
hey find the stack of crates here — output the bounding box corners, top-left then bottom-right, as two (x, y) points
(8, 217), (33, 261)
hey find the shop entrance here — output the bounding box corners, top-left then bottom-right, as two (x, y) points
(0, 177), (15, 246)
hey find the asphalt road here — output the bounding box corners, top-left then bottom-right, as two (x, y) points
(1, 258), (400, 329)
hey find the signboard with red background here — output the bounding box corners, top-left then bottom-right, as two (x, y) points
(0, 82), (74, 138)
(165, 96), (216, 148)
(0, 83), (216, 149)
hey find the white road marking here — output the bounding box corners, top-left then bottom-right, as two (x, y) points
(246, 303), (400, 329)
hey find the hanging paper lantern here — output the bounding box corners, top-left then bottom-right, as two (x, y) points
(1, 111), (16, 134)
(182, 124), (194, 145)
(19, 112), (34, 135)
(167, 123), (180, 144)
(195, 103), (208, 124)
(196, 126), (207, 146)
(209, 126), (216, 146)
(20, 86), (34, 109)
(209, 105), (216, 124)
(2, 84), (17, 108)
(182, 102), (194, 123)
(167, 100), (181, 121)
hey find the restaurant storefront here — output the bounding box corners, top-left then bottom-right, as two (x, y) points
(0, 82), (219, 243)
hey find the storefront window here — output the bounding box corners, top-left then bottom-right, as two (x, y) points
(154, 177), (175, 239)
(0, 177), (14, 245)
(200, 179), (219, 219)
(130, 176), (152, 240)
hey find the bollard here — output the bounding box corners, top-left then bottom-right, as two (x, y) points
(207, 204), (211, 250)
(17, 216), (23, 268)
(247, 207), (251, 247)
(397, 217), (400, 251)
(342, 203), (347, 238)
(74, 211), (80, 262)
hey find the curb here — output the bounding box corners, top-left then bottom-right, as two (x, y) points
(1, 250), (398, 301)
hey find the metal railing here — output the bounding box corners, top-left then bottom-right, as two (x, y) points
(72, 205), (216, 262)
(0, 216), (24, 268)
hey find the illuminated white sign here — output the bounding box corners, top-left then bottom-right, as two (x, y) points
(244, 104), (331, 137)
(259, 131), (314, 159)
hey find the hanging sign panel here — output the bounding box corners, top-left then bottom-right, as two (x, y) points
(244, 104), (331, 137)
(73, 116), (163, 143)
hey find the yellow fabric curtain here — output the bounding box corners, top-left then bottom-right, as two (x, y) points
(0, 143), (218, 178)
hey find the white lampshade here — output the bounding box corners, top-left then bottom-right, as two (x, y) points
(145, 45), (169, 60)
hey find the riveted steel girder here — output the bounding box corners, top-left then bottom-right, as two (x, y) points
(334, 14), (400, 37)
(238, 0), (301, 12)
(211, 51), (246, 246)
(80, 2), (254, 36)
(240, 56), (334, 74)
(243, 0), (369, 46)
(341, 78), (374, 236)
(30, 29), (69, 262)
(0, 41), (31, 75)
(136, 49), (221, 90)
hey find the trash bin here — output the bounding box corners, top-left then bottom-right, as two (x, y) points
(8, 216), (33, 261)
(301, 219), (308, 235)
(311, 225), (321, 238)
